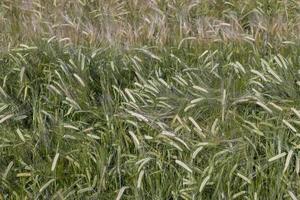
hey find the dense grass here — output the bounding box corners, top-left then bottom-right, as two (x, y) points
(1, 1), (300, 199)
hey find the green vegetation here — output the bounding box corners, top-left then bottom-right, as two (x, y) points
(1, 0), (300, 199)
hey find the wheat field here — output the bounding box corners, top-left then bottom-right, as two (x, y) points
(1, 0), (300, 199)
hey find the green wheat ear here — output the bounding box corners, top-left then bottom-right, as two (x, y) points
(1, 0), (300, 199)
